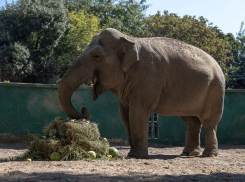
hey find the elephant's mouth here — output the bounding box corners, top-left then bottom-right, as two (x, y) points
(92, 71), (103, 101)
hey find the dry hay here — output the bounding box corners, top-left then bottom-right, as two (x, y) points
(26, 117), (110, 161)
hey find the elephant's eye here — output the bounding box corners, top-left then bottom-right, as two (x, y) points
(94, 55), (100, 59)
(94, 54), (101, 61)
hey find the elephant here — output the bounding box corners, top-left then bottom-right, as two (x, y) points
(58, 28), (225, 159)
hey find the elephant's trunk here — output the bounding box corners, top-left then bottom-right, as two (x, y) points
(58, 57), (93, 119)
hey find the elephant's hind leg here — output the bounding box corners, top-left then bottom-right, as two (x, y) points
(180, 116), (202, 156)
(200, 107), (221, 157)
(200, 85), (224, 157)
(202, 124), (218, 157)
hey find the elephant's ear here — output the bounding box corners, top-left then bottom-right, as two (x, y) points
(119, 37), (139, 73)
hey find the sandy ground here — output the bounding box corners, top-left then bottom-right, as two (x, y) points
(0, 143), (245, 182)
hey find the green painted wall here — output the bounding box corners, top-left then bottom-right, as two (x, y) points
(151, 90), (245, 145)
(0, 83), (244, 145)
(0, 83), (125, 140)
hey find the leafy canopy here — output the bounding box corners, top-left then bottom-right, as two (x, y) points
(65, 0), (148, 36)
(0, 0), (68, 82)
(1, 0), (243, 86)
(227, 22), (245, 89)
(142, 11), (233, 75)
(66, 11), (101, 52)
(51, 10), (101, 82)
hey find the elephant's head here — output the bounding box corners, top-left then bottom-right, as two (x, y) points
(58, 28), (139, 119)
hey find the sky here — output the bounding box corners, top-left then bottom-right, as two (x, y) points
(145, 0), (245, 36)
(0, 0), (244, 36)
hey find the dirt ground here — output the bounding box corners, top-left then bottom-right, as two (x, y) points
(0, 143), (245, 182)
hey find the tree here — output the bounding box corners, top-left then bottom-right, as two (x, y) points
(0, 42), (32, 81)
(0, 1), (33, 80)
(66, 11), (101, 53)
(227, 21), (245, 89)
(0, 0), (69, 83)
(51, 10), (101, 82)
(90, 0), (148, 36)
(65, 0), (93, 12)
(142, 11), (233, 75)
(64, 0), (149, 36)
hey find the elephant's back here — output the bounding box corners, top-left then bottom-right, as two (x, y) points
(150, 37), (224, 98)
(143, 37), (224, 81)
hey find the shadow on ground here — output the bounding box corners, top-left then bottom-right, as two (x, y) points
(0, 171), (244, 182)
(149, 154), (179, 160)
(148, 144), (245, 150)
(0, 143), (27, 150)
(218, 144), (245, 150)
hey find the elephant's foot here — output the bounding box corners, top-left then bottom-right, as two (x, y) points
(127, 149), (149, 159)
(202, 149), (218, 157)
(181, 147), (202, 156)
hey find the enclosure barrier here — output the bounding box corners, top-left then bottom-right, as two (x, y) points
(0, 83), (245, 145)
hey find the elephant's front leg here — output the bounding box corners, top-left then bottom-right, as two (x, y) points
(127, 105), (151, 159)
(118, 102), (134, 153)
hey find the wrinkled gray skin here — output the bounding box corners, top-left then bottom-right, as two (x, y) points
(58, 28), (225, 159)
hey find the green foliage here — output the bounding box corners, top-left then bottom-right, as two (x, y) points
(227, 22), (245, 89)
(0, 0), (241, 85)
(142, 11), (233, 74)
(225, 33), (241, 66)
(64, 0), (148, 36)
(0, 42), (32, 80)
(0, 0), (68, 82)
(66, 11), (101, 53)
(91, 0), (148, 36)
(65, 0), (93, 12)
(51, 10), (101, 81)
